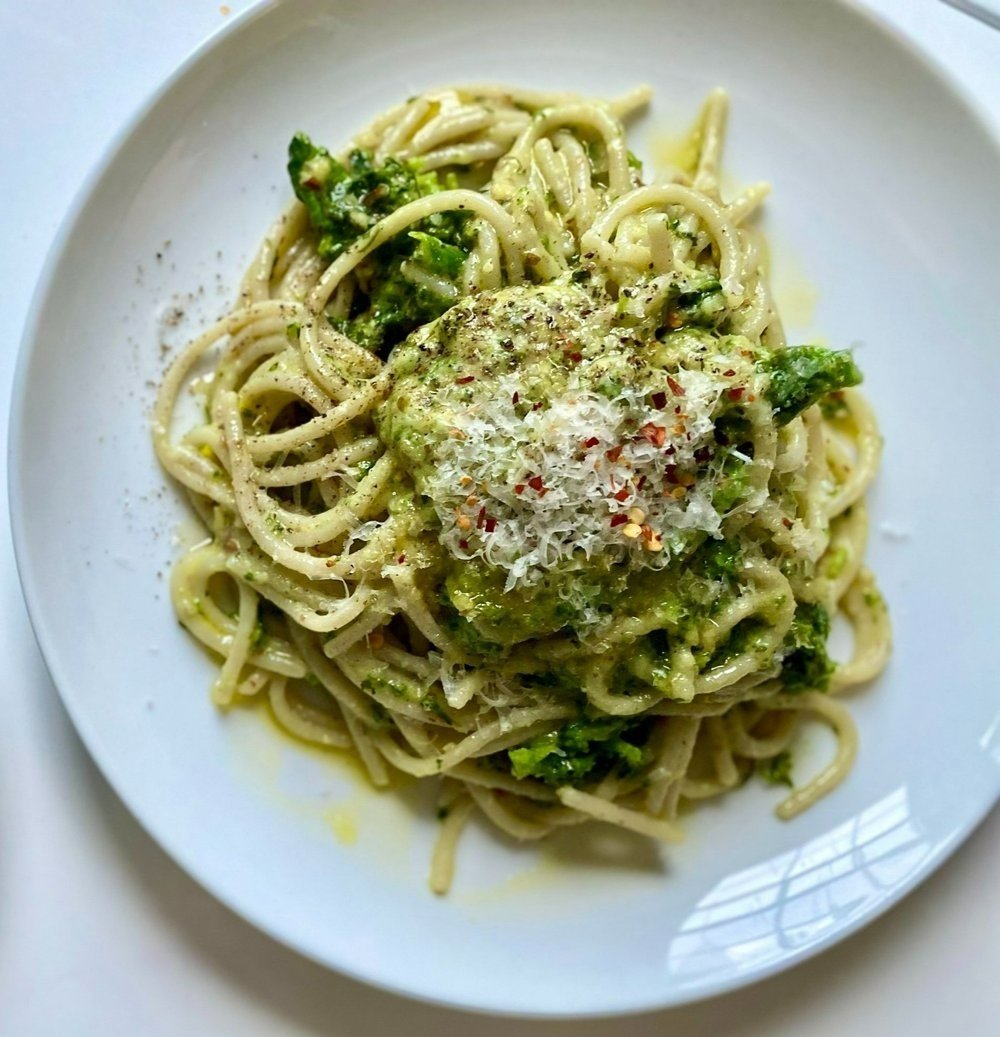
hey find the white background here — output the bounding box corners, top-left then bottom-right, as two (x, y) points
(1, 2), (997, 1034)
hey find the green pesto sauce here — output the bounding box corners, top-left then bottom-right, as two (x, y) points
(360, 669), (449, 720)
(758, 750), (795, 787)
(508, 715), (651, 786)
(442, 554), (630, 647)
(360, 671), (417, 701)
(375, 281), (764, 648)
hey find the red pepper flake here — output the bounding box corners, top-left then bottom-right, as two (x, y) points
(664, 443), (676, 456)
(397, 553), (406, 564)
(583, 436), (600, 449)
(512, 391), (520, 404)
(613, 487), (629, 502)
(782, 518), (793, 529)
(532, 401), (543, 411)
(459, 539), (469, 549)
(568, 352), (583, 364)
(665, 464), (678, 484)
(484, 516), (497, 533)
(727, 386), (745, 401)
(651, 391), (667, 409)
(610, 514), (628, 527)
(639, 422), (667, 448)
(606, 445), (623, 462)
(476, 506), (487, 529)
(528, 475), (545, 492)
(636, 475), (647, 491)
(723, 368), (736, 377)
(666, 375), (685, 396)
(455, 375), (475, 385)
(514, 483), (525, 495)
(694, 446), (712, 463)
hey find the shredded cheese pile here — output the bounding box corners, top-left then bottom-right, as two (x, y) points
(422, 367), (736, 591)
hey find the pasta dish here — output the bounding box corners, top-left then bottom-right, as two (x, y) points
(153, 85), (890, 893)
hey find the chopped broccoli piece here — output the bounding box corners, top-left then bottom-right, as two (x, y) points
(288, 137), (427, 259)
(758, 751), (794, 787)
(762, 346), (862, 425)
(780, 602), (835, 692)
(341, 273), (456, 353)
(287, 134), (474, 353)
(508, 717), (649, 787)
(408, 231), (467, 279)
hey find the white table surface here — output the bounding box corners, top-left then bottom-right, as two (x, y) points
(1, 2), (997, 1034)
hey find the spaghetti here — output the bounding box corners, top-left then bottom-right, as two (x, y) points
(154, 86), (890, 893)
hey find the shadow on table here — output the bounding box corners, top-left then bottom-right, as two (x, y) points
(71, 717), (993, 1037)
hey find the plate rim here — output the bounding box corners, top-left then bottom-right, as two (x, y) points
(8, 0), (1000, 1018)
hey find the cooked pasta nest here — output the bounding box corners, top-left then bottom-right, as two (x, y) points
(154, 85), (890, 893)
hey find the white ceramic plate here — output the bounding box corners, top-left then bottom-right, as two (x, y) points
(10, 0), (1000, 1017)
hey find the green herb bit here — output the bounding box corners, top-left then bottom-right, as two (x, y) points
(758, 750), (794, 787)
(823, 545), (849, 580)
(249, 621), (269, 651)
(701, 539), (742, 582)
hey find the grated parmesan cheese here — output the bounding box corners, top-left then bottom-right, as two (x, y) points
(423, 367), (731, 591)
